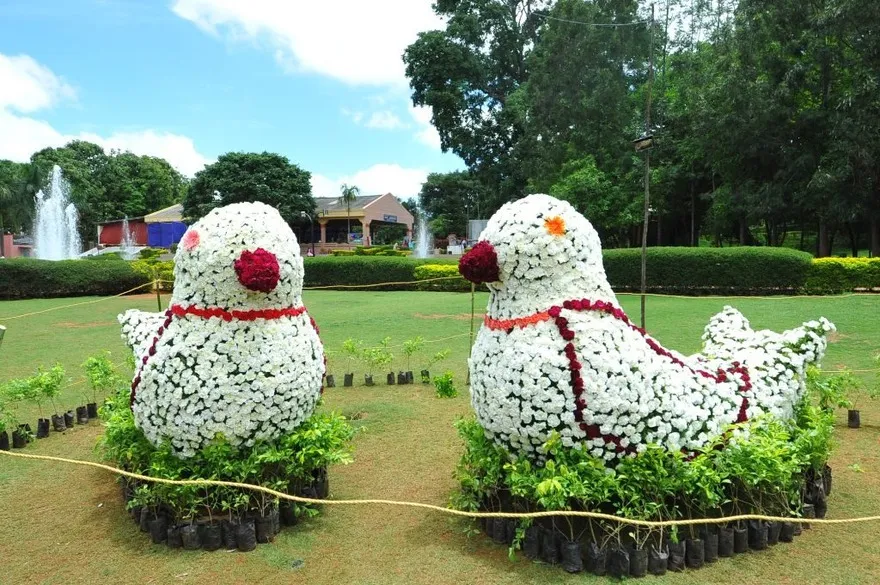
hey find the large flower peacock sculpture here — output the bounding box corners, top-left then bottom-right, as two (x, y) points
(119, 202), (325, 458)
(459, 194), (834, 463)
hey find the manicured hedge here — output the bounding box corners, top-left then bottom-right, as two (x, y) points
(804, 257), (880, 294)
(0, 257), (150, 299)
(603, 247), (815, 295)
(329, 246), (411, 257)
(302, 256), (457, 290)
(2, 249), (871, 299)
(414, 263), (485, 292)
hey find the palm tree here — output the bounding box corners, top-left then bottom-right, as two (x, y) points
(339, 183), (360, 248)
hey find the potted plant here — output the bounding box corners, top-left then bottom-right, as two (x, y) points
(3, 377), (48, 438)
(324, 349), (336, 388)
(0, 401), (15, 451)
(421, 349), (450, 384)
(33, 364), (67, 432)
(362, 342), (392, 387)
(340, 338), (362, 387)
(376, 337), (395, 385)
(401, 337), (424, 384)
(82, 352), (119, 419)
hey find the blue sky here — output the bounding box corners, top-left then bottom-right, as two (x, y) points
(0, 0), (463, 198)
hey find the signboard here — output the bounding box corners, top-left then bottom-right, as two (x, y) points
(382, 214), (398, 223)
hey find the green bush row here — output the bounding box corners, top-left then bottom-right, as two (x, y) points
(603, 247), (816, 295)
(0, 256), (150, 300)
(1, 249), (875, 299)
(302, 256), (456, 290)
(803, 257), (880, 294)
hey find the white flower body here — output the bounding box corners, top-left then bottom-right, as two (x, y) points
(118, 202), (324, 458)
(464, 194), (835, 463)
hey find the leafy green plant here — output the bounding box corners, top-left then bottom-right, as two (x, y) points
(423, 349), (450, 372)
(7, 364), (67, 417)
(402, 336), (424, 372)
(82, 351), (119, 404)
(362, 338), (393, 377)
(0, 398), (17, 434)
(341, 338), (363, 374)
(807, 366), (857, 412)
(98, 383), (355, 528)
(433, 371), (457, 398)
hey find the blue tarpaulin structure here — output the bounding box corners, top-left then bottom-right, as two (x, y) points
(147, 222), (187, 247)
(144, 203), (187, 248)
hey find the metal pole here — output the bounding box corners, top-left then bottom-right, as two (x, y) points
(640, 3), (655, 331)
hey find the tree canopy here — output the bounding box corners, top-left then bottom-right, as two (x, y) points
(182, 152), (315, 227)
(0, 140), (188, 247)
(404, 0), (880, 256)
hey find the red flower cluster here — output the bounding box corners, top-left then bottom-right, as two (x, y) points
(170, 303), (306, 322)
(459, 241), (500, 284)
(131, 309), (175, 407)
(550, 303), (636, 455)
(234, 248), (281, 293)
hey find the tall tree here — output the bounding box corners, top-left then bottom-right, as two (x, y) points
(404, 0), (552, 208)
(183, 152), (315, 227)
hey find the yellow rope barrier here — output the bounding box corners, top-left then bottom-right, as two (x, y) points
(303, 276), (463, 290)
(0, 450), (875, 528)
(0, 281), (157, 321)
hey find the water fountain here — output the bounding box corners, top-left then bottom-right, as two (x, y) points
(414, 214), (432, 258)
(120, 216), (138, 260)
(33, 165), (81, 260)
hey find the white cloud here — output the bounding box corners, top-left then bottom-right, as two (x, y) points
(311, 163), (427, 199)
(171, 0), (444, 87)
(341, 107), (364, 125)
(0, 54), (76, 113)
(81, 130), (212, 177)
(364, 110), (405, 130)
(0, 52), (211, 177)
(409, 104), (441, 149)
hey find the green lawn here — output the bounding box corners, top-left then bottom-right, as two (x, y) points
(1, 291), (879, 585)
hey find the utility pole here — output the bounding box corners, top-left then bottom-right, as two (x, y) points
(639, 3), (655, 331)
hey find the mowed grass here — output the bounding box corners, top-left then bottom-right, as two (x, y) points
(0, 291), (878, 585)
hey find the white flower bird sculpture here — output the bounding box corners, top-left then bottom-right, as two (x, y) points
(118, 202), (324, 458)
(459, 194), (834, 462)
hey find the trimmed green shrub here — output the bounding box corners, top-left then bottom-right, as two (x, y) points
(330, 249), (355, 256)
(0, 257), (150, 299)
(804, 257), (880, 294)
(414, 263), (488, 292)
(131, 258), (175, 292)
(302, 256), (456, 290)
(602, 247), (814, 295)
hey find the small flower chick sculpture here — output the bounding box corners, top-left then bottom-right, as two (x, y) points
(119, 202), (324, 458)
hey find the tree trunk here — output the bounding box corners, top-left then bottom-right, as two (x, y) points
(0, 216), (5, 257)
(871, 216), (879, 258)
(847, 223), (859, 257)
(690, 186), (696, 247)
(739, 216), (748, 245)
(799, 218), (806, 251)
(818, 220), (831, 257)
